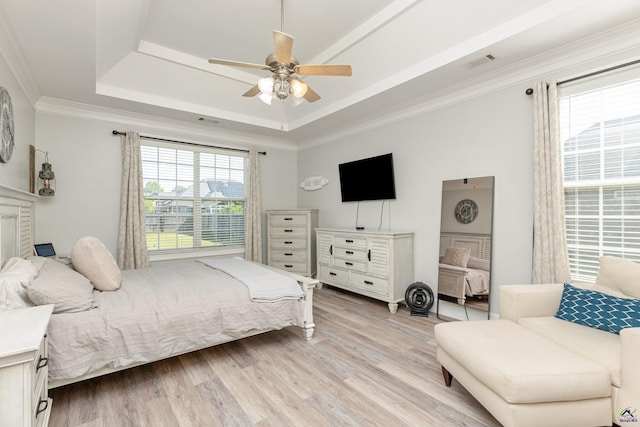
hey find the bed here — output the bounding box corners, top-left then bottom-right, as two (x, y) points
(437, 232), (491, 306)
(0, 185), (316, 388)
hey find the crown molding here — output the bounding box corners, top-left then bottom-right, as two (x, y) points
(35, 97), (298, 151)
(298, 19), (640, 150)
(0, 8), (41, 107)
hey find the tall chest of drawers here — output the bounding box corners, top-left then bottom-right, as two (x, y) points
(0, 304), (54, 427)
(316, 228), (414, 313)
(267, 209), (318, 277)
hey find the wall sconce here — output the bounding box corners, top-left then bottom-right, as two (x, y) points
(29, 145), (56, 196)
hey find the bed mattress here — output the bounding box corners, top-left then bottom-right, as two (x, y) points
(47, 259), (304, 382)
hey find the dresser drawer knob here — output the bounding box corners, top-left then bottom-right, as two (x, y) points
(284, 241), (293, 244)
(36, 399), (48, 417)
(346, 239), (354, 243)
(364, 280), (374, 285)
(345, 262), (353, 266)
(284, 229), (293, 232)
(36, 356), (48, 372)
(284, 217), (293, 220)
(284, 253), (293, 256)
(284, 264), (293, 268)
(346, 250), (353, 255)
(329, 272), (337, 276)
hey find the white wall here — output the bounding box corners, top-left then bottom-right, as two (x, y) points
(0, 53), (34, 190)
(298, 84), (535, 319)
(34, 112), (298, 259)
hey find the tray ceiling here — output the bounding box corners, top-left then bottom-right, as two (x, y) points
(1, 0), (640, 145)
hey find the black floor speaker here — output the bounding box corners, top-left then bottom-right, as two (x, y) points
(405, 282), (434, 317)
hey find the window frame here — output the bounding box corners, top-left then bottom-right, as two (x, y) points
(140, 140), (248, 261)
(560, 67), (640, 281)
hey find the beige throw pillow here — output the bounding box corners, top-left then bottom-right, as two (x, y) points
(71, 236), (122, 291)
(25, 258), (96, 313)
(441, 247), (471, 268)
(593, 256), (640, 299)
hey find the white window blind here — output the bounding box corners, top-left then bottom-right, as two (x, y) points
(560, 66), (640, 281)
(141, 142), (247, 254)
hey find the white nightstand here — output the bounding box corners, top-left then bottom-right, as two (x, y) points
(0, 304), (54, 426)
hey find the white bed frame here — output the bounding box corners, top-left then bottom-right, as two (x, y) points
(438, 232), (491, 305)
(0, 184), (317, 388)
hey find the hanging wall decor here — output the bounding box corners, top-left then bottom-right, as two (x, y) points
(0, 87), (14, 163)
(300, 176), (329, 191)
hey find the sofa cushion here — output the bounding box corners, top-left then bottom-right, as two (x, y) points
(435, 319), (611, 403)
(594, 256), (640, 299)
(518, 316), (622, 387)
(555, 283), (640, 334)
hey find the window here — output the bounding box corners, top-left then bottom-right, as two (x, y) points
(141, 142), (247, 255)
(560, 67), (640, 281)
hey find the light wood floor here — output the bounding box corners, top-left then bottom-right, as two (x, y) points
(49, 286), (500, 427)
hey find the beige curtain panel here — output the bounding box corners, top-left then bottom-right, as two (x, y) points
(117, 131), (150, 270)
(532, 81), (570, 283)
(244, 148), (262, 262)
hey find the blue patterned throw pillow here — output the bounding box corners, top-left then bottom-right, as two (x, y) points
(555, 283), (640, 334)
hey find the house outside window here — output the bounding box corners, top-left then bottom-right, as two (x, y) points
(141, 142), (247, 257)
(560, 67), (640, 281)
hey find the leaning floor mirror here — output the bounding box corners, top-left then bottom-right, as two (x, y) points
(436, 176), (494, 319)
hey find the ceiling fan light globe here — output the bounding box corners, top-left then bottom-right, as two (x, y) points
(258, 76), (275, 94)
(258, 92), (273, 105)
(290, 95), (305, 106)
(291, 79), (308, 98)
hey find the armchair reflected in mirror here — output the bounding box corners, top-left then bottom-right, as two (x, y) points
(436, 176), (494, 319)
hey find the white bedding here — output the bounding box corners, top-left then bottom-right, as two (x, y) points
(47, 259), (305, 383)
(464, 267), (490, 296)
(198, 257), (303, 302)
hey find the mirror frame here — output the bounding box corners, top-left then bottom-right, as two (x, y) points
(436, 176), (494, 319)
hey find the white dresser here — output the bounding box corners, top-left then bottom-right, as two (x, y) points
(0, 304), (54, 427)
(316, 228), (414, 312)
(267, 209), (319, 277)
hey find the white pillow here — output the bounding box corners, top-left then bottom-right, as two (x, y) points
(467, 256), (490, 271)
(71, 236), (122, 291)
(25, 258), (96, 313)
(0, 257), (38, 310)
(594, 256), (640, 299)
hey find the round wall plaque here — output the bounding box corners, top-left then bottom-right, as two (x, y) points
(454, 199), (478, 224)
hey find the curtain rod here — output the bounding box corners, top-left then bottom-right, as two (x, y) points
(524, 58), (640, 95)
(112, 131), (266, 155)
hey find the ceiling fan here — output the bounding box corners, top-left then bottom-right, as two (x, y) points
(208, 0), (352, 105)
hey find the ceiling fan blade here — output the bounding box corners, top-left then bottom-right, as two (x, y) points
(295, 64), (352, 76)
(243, 85), (260, 97)
(303, 85), (321, 103)
(208, 58), (270, 71)
(273, 30), (293, 65)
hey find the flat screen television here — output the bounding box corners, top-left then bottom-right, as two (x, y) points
(339, 153), (396, 202)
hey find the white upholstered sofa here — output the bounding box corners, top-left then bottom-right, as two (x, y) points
(435, 256), (640, 427)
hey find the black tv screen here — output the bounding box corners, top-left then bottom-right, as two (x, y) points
(339, 153), (396, 202)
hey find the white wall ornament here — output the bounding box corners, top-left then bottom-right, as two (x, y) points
(300, 176), (329, 191)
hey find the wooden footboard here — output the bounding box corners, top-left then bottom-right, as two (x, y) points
(263, 265), (318, 340)
(438, 266), (467, 305)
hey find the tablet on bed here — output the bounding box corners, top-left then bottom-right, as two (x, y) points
(34, 242), (56, 257)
